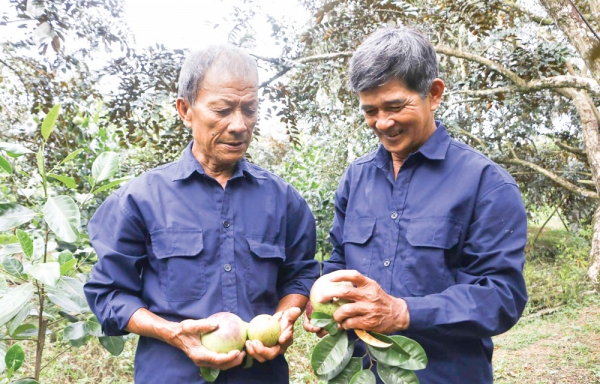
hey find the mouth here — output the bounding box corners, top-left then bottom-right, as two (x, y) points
(221, 141), (247, 150)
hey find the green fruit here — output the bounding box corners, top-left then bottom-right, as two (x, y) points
(309, 278), (353, 317)
(201, 312), (247, 353)
(247, 314), (281, 347)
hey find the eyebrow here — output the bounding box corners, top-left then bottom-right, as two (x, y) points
(360, 99), (408, 110)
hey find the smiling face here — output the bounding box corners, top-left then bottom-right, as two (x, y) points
(177, 67), (258, 176)
(359, 77), (444, 162)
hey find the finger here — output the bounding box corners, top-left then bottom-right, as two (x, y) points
(246, 340), (280, 362)
(303, 313), (322, 333)
(324, 269), (368, 285)
(198, 349), (242, 369)
(285, 307), (302, 322)
(182, 318), (219, 334)
(272, 311), (284, 322)
(216, 350), (246, 370)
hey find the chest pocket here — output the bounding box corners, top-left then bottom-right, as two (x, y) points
(151, 228), (206, 302)
(245, 237), (285, 309)
(342, 217), (376, 277)
(402, 217), (461, 296)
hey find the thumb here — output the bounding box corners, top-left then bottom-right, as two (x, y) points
(181, 318), (219, 334)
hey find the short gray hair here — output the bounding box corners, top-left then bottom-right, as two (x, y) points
(349, 27), (438, 98)
(177, 44), (258, 105)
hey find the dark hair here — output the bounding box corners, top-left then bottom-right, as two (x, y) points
(349, 27), (438, 98)
(177, 44), (258, 105)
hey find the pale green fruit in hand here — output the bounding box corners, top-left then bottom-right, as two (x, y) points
(309, 277), (353, 317)
(201, 312), (247, 353)
(247, 314), (281, 347)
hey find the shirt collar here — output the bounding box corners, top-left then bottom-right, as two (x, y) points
(172, 141), (264, 181)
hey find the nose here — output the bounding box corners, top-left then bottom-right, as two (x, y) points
(374, 112), (394, 131)
(227, 110), (248, 134)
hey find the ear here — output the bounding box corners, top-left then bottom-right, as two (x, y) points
(428, 79), (445, 111)
(176, 98), (192, 128)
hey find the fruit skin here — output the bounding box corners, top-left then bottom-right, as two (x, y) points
(309, 278), (353, 317)
(247, 314), (281, 347)
(200, 312), (247, 353)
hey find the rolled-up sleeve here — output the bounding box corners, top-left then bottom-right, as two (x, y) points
(277, 189), (319, 298)
(84, 190), (148, 336)
(404, 183), (528, 337)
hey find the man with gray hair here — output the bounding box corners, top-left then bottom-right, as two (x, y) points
(305, 27), (528, 383)
(85, 44), (319, 383)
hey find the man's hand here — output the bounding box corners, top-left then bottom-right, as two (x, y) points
(245, 307), (302, 362)
(126, 309), (245, 370)
(173, 319), (246, 370)
(302, 309), (332, 338)
(313, 270), (410, 334)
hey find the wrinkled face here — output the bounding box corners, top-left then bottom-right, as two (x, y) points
(359, 77), (443, 161)
(178, 67), (259, 172)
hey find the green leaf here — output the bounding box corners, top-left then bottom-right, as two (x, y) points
(3, 257), (24, 276)
(0, 342), (6, 373)
(200, 367), (220, 382)
(58, 148), (83, 166)
(85, 317), (102, 337)
(243, 354), (253, 369)
(0, 142), (33, 157)
(92, 152), (119, 184)
(323, 320), (339, 336)
(388, 335), (427, 370)
(15, 230), (33, 260)
(28, 262), (60, 287)
(10, 323), (37, 338)
(42, 195), (81, 243)
(60, 258), (77, 275)
(58, 310), (79, 324)
(99, 336), (125, 356)
(0, 204), (35, 231)
(350, 369), (377, 384)
(36, 148), (45, 179)
(311, 331), (350, 379)
(310, 311), (334, 328)
(329, 357), (363, 384)
(47, 174), (77, 189)
(46, 277), (89, 314)
(0, 155), (12, 174)
(13, 379), (40, 384)
(64, 321), (88, 347)
(7, 303), (33, 336)
(0, 284), (34, 328)
(366, 333), (410, 368)
(92, 177), (130, 194)
(41, 104), (60, 142)
(376, 363), (420, 384)
(57, 250), (74, 265)
(5, 344), (24, 373)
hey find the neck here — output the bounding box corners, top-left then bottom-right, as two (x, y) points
(192, 148), (236, 188)
(391, 154), (406, 180)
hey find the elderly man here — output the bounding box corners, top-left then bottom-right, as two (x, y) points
(305, 27), (528, 383)
(84, 44), (319, 383)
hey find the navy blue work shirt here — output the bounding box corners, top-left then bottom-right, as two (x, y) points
(324, 121), (528, 384)
(84, 142), (319, 383)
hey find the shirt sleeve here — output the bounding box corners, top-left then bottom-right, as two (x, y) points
(276, 188), (320, 299)
(404, 182), (528, 338)
(323, 168), (351, 274)
(84, 189), (149, 336)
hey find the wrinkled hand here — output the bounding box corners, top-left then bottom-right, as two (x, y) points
(314, 270), (410, 334)
(245, 307), (301, 363)
(175, 318), (245, 370)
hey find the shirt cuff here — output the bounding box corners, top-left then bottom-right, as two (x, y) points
(402, 296), (440, 331)
(278, 278), (314, 299)
(101, 294), (147, 336)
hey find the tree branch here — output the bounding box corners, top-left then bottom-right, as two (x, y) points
(554, 140), (587, 156)
(499, 1), (554, 25)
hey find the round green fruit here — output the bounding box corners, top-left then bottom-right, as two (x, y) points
(309, 277), (353, 317)
(201, 312), (247, 353)
(247, 314), (281, 347)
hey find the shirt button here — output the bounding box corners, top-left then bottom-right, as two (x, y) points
(223, 221), (230, 228)
(390, 211), (398, 220)
(224, 264), (232, 272)
(383, 259), (391, 267)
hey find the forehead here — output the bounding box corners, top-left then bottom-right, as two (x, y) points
(358, 77), (416, 104)
(197, 68), (258, 103)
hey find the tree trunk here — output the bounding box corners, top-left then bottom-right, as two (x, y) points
(539, 0), (600, 86)
(563, 88), (600, 284)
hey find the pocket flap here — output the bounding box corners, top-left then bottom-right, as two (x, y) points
(151, 228), (204, 258)
(406, 218), (461, 248)
(343, 217), (376, 245)
(246, 237), (285, 260)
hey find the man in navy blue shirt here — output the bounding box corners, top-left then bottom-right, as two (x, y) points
(84, 45), (319, 383)
(305, 27), (528, 383)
